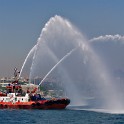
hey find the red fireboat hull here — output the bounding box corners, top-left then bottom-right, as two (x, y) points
(0, 98), (70, 109)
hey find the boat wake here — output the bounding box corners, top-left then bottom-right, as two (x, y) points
(67, 105), (124, 114)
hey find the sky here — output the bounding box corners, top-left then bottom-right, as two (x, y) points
(0, 0), (124, 77)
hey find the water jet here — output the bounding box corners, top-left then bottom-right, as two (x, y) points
(20, 15), (124, 112)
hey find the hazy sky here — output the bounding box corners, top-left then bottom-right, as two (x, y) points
(0, 0), (124, 77)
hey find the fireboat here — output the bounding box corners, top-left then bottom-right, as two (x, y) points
(0, 68), (70, 109)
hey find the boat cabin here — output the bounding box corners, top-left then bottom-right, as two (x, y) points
(6, 84), (22, 94)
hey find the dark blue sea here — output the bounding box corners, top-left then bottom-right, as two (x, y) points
(0, 108), (124, 124)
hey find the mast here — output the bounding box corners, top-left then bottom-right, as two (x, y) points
(14, 67), (20, 81)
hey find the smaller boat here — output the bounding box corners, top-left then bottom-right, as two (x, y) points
(0, 68), (70, 109)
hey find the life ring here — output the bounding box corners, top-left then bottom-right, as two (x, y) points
(31, 103), (35, 108)
(4, 105), (8, 108)
(0, 104), (3, 108)
(36, 102), (41, 106)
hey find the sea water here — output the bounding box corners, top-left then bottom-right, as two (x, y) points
(0, 109), (124, 124)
